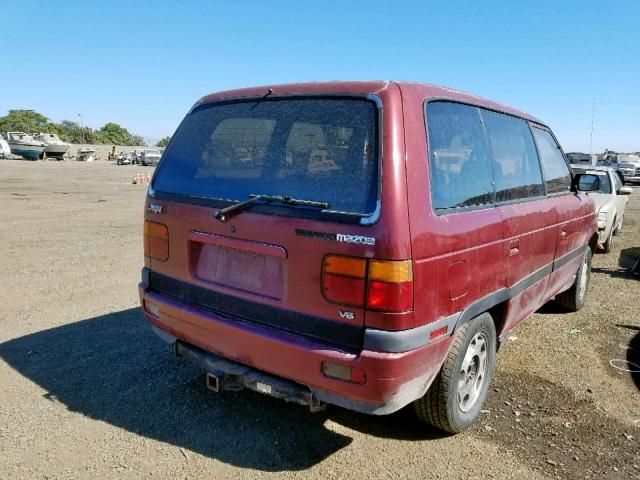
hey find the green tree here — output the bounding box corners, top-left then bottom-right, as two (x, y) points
(58, 120), (98, 144)
(156, 136), (171, 148)
(97, 122), (133, 145)
(130, 134), (145, 146)
(95, 123), (145, 146)
(0, 110), (51, 134)
(0, 109), (148, 145)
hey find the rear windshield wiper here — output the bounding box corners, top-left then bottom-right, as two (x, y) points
(214, 194), (330, 223)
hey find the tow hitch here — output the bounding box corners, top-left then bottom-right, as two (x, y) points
(176, 341), (326, 412)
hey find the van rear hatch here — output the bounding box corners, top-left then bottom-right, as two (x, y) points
(146, 95), (389, 350)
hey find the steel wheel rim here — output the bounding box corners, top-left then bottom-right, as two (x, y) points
(578, 254), (589, 300)
(457, 332), (488, 413)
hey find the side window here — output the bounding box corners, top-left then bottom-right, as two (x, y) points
(481, 110), (545, 202)
(426, 102), (494, 210)
(532, 128), (572, 194)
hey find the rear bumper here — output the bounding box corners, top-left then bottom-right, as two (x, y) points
(138, 279), (452, 415)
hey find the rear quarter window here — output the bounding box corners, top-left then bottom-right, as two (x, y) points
(425, 102), (494, 211)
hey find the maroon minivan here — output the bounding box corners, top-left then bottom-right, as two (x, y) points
(139, 81), (598, 433)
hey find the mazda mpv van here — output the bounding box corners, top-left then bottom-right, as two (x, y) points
(139, 81), (598, 433)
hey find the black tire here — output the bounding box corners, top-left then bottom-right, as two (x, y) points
(413, 313), (496, 434)
(555, 248), (592, 311)
(602, 227), (614, 253)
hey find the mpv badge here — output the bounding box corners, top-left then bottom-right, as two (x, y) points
(147, 203), (163, 214)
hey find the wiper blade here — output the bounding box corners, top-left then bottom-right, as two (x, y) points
(262, 195), (330, 209)
(214, 194), (330, 223)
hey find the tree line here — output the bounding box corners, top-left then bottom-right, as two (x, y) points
(0, 109), (153, 146)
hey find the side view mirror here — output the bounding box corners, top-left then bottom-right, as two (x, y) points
(572, 173), (600, 192)
(618, 186), (633, 195)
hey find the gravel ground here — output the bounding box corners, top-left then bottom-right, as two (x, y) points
(0, 160), (638, 480)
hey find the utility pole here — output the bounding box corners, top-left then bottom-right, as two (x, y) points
(589, 98), (595, 156)
(24, 109), (34, 134)
(78, 113), (84, 144)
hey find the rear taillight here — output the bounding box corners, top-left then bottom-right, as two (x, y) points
(366, 260), (413, 312)
(322, 256), (413, 313)
(144, 220), (169, 261)
(322, 256), (367, 306)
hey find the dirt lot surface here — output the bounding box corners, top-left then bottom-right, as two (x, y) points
(1, 160), (639, 479)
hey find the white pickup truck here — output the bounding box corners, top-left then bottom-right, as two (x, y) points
(598, 154), (640, 184)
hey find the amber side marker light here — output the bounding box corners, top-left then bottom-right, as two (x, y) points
(144, 220), (169, 261)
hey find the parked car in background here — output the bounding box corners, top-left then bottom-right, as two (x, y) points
(141, 148), (161, 166)
(618, 160), (640, 184)
(139, 81), (599, 434)
(598, 153), (640, 184)
(566, 152), (591, 165)
(131, 148), (145, 165)
(116, 152), (132, 165)
(572, 165), (632, 253)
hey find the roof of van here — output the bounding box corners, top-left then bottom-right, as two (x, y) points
(196, 81), (543, 125)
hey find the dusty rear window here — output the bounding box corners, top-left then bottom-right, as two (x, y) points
(153, 97), (379, 217)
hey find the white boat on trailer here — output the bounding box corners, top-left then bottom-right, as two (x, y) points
(34, 133), (70, 159)
(6, 132), (46, 160)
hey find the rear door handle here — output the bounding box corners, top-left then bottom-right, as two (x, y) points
(560, 230), (567, 239)
(509, 239), (520, 256)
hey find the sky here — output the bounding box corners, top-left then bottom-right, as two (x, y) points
(1, 1), (638, 151)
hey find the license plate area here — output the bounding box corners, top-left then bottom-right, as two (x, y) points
(189, 232), (286, 300)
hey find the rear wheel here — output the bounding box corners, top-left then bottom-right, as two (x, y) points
(413, 313), (496, 433)
(555, 248), (592, 311)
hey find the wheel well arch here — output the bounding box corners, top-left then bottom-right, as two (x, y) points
(487, 302), (509, 347)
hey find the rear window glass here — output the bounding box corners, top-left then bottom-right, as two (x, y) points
(153, 98), (379, 216)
